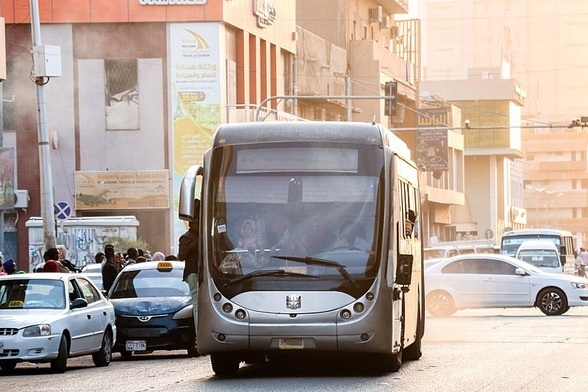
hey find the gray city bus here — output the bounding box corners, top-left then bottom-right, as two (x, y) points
(178, 121), (424, 376)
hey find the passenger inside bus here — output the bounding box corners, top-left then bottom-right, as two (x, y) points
(332, 220), (371, 251)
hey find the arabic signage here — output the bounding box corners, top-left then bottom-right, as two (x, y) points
(75, 170), (169, 210)
(416, 109), (450, 172)
(169, 22), (221, 246)
(254, 0), (277, 28)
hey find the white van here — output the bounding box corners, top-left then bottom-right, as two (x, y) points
(515, 240), (563, 274)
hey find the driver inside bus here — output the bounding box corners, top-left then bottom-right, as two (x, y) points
(332, 220), (371, 251)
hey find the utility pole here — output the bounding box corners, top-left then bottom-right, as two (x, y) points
(30, 0), (56, 249)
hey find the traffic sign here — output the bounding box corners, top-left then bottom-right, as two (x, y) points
(54, 201), (72, 220)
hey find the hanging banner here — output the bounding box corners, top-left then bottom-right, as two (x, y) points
(0, 147), (15, 209)
(169, 23), (221, 247)
(75, 170), (169, 210)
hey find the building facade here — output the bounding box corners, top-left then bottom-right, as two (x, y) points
(419, 0), (588, 247)
(296, 0), (467, 246)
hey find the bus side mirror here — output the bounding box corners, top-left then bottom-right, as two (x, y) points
(179, 165), (203, 221)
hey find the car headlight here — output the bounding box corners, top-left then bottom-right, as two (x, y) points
(172, 304), (194, 320)
(23, 324), (51, 337)
(570, 282), (586, 289)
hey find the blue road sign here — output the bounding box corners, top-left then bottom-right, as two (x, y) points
(54, 201), (72, 220)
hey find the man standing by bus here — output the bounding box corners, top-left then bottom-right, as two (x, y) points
(178, 200), (200, 356)
(578, 247), (588, 277)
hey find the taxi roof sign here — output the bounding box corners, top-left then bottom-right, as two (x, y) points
(156, 261), (174, 271)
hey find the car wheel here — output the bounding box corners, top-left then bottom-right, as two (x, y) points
(0, 361), (17, 374)
(92, 330), (113, 367)
(537, 287), (568, 316)
(426, 290), (456, 317)
(50, 335), (68, 373)
(211, 353), (240, 377)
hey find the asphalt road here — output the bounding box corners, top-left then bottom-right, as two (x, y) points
(3, 306), (588, 392)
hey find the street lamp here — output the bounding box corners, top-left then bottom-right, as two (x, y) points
(525, 186), (563, 228)
(525, 185), (544, 227)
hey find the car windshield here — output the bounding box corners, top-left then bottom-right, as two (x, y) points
(0, 279), (66, 310)
(109, 267), (190, 299)
(517, 250), (560, 268)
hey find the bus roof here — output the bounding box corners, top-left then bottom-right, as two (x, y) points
(502, 229), (573, 237)
(213, 121), (386, 147)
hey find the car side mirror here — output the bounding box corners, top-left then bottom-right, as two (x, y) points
(71, 298), (88, 309)
(515, 267), (526, 276)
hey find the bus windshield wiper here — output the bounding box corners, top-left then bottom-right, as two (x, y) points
(228, 269), (319, 285)
(273, 256), (355, 285)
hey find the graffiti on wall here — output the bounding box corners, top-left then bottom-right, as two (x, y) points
(28, 227), (121, 272)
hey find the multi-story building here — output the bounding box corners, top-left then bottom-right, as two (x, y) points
(418, 0), (588, 247)
(296, 0), (467, 246)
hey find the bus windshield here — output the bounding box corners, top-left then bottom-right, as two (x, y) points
(501, 235), (561, 256)
(209, 144), (382, 284)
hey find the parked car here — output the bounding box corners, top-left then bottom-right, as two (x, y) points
(425, 253), (588, 317)
(80, 263), (104, 290)
(108, 261), (198, 358)
(424, 245), (460, 260)
(515, 240), (563, 274)
(0, 273), (116, 373)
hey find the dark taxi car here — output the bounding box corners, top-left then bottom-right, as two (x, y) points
(108, 261), (198, 358)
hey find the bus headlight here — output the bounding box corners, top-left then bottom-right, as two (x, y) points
(353, 302), (365, 313)
(340, 309), (352, 320)
(222, 303), (233, 313)
(235, 309), (247, 319)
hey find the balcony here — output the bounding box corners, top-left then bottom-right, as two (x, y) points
(349, 39), (416, 87)
(377, 0), (409, 15)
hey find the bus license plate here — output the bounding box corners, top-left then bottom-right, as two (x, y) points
(126, 340), (146, 351)
(278, 338), (304, 350)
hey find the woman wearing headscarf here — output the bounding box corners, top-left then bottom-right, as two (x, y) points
(152, 251), (166, 261)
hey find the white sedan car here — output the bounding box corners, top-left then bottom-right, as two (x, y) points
(0, 273), (116, 373)
(425, 253), (588, 317)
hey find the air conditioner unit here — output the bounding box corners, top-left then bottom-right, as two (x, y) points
(370, 6), (383, 23)
(14, 190), (29, 209)
(390, 26), (400, 38)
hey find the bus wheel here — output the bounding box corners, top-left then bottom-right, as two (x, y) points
(426, 290), (456, 317)
(120, 350), (133, 360)
(403, 310), (423, 361)
(377, 351), (402, 373)
(0, 360), (17, 374)
(537, 287), (568, 316)
(211, 353), (240, 377)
